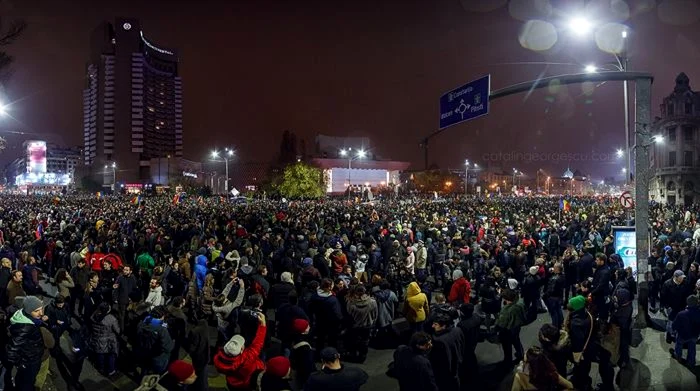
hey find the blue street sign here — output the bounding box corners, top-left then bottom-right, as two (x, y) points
(439, 75), (490, 129)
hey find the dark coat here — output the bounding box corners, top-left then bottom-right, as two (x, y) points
(268, 281), (295, 310)
(88, 312), (120, 354)
(393, 345), (439, 391)
(430, 326), (464, 391)
(114, 274), (139, 305)
(457, 315), (481, 352)
(7, 310), (43, 366)
(276, 303), (309, 342)
(184, 319), (210, 369)
(309, 291), (343, 329)
(304, 365), (368, 391)
(662, 279), (692, 313)
(591, 264), (612, 299)
(673, 306), (700, 340)
(290, 339), (314, 387)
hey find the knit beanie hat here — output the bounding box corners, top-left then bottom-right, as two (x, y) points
(266, 356), (291, 378)
(224, 335), (245, 356)
(452, 269), (463, 280)
(168, 360), (195, 383)
(292, 318), (310, 334)
(568, 295), (586, 311)
(302, 257), (313, 267)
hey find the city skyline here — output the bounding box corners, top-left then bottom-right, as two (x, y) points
(1, 0), (700, 180)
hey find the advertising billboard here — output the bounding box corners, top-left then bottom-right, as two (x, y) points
(612, 226), (636, 279)
(27, 141), (47, 174)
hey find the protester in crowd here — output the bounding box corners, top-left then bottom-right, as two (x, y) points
(7, 296), (48, 391)
(87, 302), (120, 376)
(511, 346), (573, 391)
(213, 311), (267, 390)
(392, 331), (439, 391)
(303, 347), (369, 391)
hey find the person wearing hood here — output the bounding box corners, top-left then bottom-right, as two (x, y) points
(372, 280), (398, 345)
(269, 271), (296, 310)
(392, 332), (439, 391)
(87, 302), (120, 376)
(145, 278), (165, 310)
(300, 257), (321, 287)
(136, 306), (174, 375)
(213, 312), (267, 390)
(404, 281), (429, 332)
(344, 285), (378, 363)
(194, 248), (208, 292)
(448, 269), (471, 305)
(7, 296), (49, 391)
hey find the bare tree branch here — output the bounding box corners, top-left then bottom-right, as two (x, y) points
(0, 19), (25, 47)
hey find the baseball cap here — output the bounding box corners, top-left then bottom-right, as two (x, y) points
(320, 347), (339, 362)
(674, 270), (686, 279)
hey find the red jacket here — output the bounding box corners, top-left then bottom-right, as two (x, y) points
(214, 323), (266, 389)
(449, 277), (471, 304)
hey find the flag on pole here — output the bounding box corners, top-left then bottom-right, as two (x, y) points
(131, 195), (142, 205)
(559, 198), (571, 212)
(172, 193), (180, 205)
(96, 192), (103, 199)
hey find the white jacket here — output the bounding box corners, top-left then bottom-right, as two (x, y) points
(145, 286), (164, 309)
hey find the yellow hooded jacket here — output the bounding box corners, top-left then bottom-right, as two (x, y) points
(404, 281), (429, 323)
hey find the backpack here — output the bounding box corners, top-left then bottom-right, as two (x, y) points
(137, 323), (161, 356)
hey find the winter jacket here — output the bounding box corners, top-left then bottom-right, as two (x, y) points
(309, 290), (343, 329)
(662, 279), (692, 313)
(184, 319), (210, 369)
(393, 345), (439, 391)
(495, 300), (526, 331)
(415, 246), (428, 270)
(214, 323), (267, 389)
(430, 326), (464, 391)
(276, 303), (309, 342)
(304, 365), (369, 391)
(673, 305), (700, 340)
(268, 281), (295, 310)
(347, 294), (378, 328)
(136, 252), (155, 276)
(448, 277), (471, 304)
(114, 274), (139, 305)
(145, 286), (165, 310)
(88, 313), (120, 354)
(290, 338), (314, 387)
(6, 280), (25, 307)
(213, 280), (246, 332)
(136, 316), (174, 371)
(591, 264), (612, 299)
(404, 282), (429, 323)
(7, 310), (44, 366)
(57, 276), (75, 299)
(372, 286), (398, 328)
(194, 255), (208, 291)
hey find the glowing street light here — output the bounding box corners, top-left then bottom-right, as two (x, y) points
(340, 148), (367, 198)
(211, 147), (235, 194)
(584, 64), (598, 74)
(0, 102), (7, 116)
(616, 149), (624, 158)
(569, 17), (593, 37)
(652, 134), (664, 144)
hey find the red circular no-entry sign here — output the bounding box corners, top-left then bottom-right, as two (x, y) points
(619, 191), (634, 209)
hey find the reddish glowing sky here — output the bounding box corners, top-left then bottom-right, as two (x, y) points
(2, 0), (700, 181)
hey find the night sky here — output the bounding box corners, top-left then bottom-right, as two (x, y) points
(2, 0), (700, 181)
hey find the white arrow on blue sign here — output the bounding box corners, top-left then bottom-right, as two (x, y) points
(439, 75), (490, 129)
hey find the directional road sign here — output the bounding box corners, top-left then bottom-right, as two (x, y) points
(439, 75), (490, 129)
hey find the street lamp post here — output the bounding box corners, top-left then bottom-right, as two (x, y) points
(340, 148), (366, 199)
(512, 168), (518, 193)
(464, 160), (478, 195)
(105, 163), (116, 191)
(546, 176), (551, 195)
(211, 148), (234, 195)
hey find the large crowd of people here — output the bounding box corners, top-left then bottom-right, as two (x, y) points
(0, 193), (697, 391)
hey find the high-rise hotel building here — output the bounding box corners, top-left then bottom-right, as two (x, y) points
(83, 18), (182, 184)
